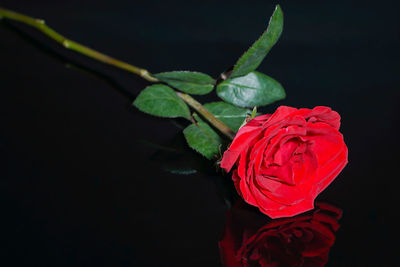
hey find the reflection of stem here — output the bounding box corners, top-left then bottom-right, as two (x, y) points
(0, 7), (158, 82)
(0, 7), (236, 140)
(177, 92), (235, 140)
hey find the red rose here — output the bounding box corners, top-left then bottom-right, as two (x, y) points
(219, 201), (342, 267)
(221, 106), (348, 218)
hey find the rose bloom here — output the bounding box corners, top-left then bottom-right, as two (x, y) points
(219, 201), (342, 267)
(221, 106), (348, 218)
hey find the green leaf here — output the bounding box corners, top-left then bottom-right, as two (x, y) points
(204, 102), (251, 131)
(133, 84), (191, 119)
(154, 71), (215, 95)
(183, 114), (222, 160)
(216, 71), (285, 108)
(230, 5), (283, 78)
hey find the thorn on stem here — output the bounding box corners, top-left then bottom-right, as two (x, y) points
(140, 69), (149, 77)
(35, 19), (45, 24)
(190, 114), (196, 124)
(63, 40), (70, 48)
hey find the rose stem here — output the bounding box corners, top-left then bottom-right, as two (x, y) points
(0, 8), (158, 82)
(176, 92), (235, 139)
(0, 7), (236, 140)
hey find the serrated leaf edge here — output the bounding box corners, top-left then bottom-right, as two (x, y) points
(133, 85), (191, 120)
(230, 5), (283, 78)
(154, 71), (216, 84)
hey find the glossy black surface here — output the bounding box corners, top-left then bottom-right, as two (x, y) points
(1, 0), (398, 266)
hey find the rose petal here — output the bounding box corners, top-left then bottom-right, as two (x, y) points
(221, 126), (263, 172)
(221, 105), (348, 219)
(297, 106), (341, 130)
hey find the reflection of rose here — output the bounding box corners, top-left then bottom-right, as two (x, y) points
(219, 201), (342, 267)
(220, 106), (348, 218)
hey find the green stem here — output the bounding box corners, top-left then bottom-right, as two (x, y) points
(0, 7), (158, 82)
(0, 7), (236, 140)
(177, 92), (235, 140)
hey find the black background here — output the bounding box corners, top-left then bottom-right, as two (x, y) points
(1, 0), (399, 266)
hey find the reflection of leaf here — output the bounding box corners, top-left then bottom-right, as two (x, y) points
(204, 102), (251, 131)
(152, 149), (198, 175)
(147, 134), (211, 175)
(133, 84), (191, 119)
(163, 168), (197, 175)
(216, 71), (285, 108)
(183, 114), (222, 160)
(138, 139), (179, 153)
(154, 71), (215, 95)
(230, 5), (283, 78)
